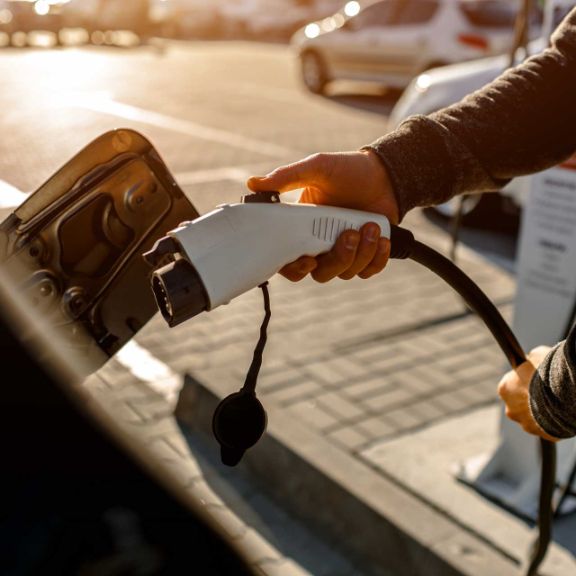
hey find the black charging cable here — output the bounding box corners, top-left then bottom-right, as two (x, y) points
(390, 225), (556, 576)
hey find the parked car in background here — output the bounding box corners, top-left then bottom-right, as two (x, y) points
(62, 0), (151, 40)
(148, 0), (221, 39)
(387, 0), (575, 228)
(290, 0), (542, 94)
(0, 0), (70, 44)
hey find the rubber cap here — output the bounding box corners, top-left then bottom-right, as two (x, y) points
(212, 391), (267, 467)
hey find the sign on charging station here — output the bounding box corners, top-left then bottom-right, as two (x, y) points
(464, 155), (576, 520)
(515, 154), (576, 350)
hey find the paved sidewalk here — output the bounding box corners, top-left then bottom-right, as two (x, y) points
(81, 207), (576, 576)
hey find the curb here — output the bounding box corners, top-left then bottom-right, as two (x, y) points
(175, 373), (523, 576)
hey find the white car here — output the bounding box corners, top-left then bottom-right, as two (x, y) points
(217, 0), (343, 41)
(387, 0), (575, 227)
(290, 0), (540, 95)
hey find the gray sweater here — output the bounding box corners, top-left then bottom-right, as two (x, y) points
(366, 8), (576, 438)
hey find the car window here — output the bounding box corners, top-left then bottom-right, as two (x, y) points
(553, 4), (574, 28)
(458, 0), (522, 28)
(350, 0), (401, 29)
(395, 0), (439, 25)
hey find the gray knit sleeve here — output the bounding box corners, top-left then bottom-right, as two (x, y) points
(364, 7), (576, 221)
(529, 325), (576, 439)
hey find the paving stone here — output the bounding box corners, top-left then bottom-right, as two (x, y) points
(92, 398), (148, 425)
(127, 396), (174, 422)
(299, 356), (371, 387)
(361, 351), (412, 373)
(454, 362), (505, 383)
(449, 328), (495, 351)
(189, 479), (228, 508)
(382, 408), (426, 433)
(156, 457), (203, 487)
(434, 353), (477, 372)
(258, 367), (309, 392)
(263, 380), (324, 405)
(347, 343), (405, 365)
(328, 426), (370, 452)
(362, 386), (414, 412)
(136, 416), (185, 443)
(432, 390), (479, 414)
(343, 376), (394, 400)
(147, 434), (191, 460)
(203, 503), (249, 541)
(355, 416), (396, 440)
(86, 379), (162, 403)
(315, 391), (366, 421)
(457, 383), (499, 405)
(394, 335), (451, 358)
(286, 399), (339, 432)
(408, 400), (447, 423)
(90, 363), (143, 389)
(398, 368), (450, 394)
(234, 528), (284, 566)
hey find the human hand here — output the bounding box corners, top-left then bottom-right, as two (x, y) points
(497, 346), (559, 442)
(246, 150), (400, 283)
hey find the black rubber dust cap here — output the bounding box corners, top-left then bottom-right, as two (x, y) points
(212, 391), (267, 467)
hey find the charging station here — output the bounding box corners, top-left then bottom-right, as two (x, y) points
(458, 154), (576, 521)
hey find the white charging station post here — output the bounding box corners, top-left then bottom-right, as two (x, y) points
(458, 154), (576, 521)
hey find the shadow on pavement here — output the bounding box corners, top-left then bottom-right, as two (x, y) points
(324, 86), (403, 117)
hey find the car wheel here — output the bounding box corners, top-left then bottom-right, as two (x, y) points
(425, 192), (519, 232)
(301, 51), (328, 94)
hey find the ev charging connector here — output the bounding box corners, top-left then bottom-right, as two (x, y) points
(143, 191), (390, 326)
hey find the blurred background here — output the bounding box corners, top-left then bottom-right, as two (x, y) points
(0, 0), (550, 232)
(0, 0), (350, 47)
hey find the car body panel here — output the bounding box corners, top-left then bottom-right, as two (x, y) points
(0, 128), (198, 373)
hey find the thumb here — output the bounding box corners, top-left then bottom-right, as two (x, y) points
(247, 156), (319, 193)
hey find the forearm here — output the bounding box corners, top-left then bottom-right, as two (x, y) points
(366, 8), (576, 220)
(530, 325), (576, 439)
